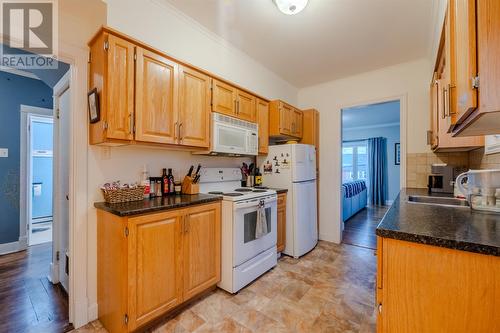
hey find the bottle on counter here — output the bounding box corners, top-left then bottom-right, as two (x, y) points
(255, 168), (262, 186)
(141, 165), (150, 199)
(162, 168), (169, 196)
(168, 168), (175, 195)
(149, 177), (156, 198)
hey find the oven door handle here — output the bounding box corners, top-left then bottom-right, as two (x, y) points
(234, 197), (277, 209)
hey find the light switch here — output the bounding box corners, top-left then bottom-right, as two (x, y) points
(0, 148), (8, 157)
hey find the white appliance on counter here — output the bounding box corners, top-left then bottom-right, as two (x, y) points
(258, 144), (318, 258)
(205, 113), (258, 156)
(199, 168), (277, 293)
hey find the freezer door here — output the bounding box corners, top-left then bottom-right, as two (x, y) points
(291, 180), (318, 257)
(291, 144), (316, 182)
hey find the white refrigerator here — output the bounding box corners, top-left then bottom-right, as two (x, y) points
(258, 144), (318, 258)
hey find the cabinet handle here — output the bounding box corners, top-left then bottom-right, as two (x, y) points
(378, 303), (382, 314)
(234, 100), (238, 114)
(129, 113), (133, 134)
(179, 123), (183, 142)
(237, 100), (240, 115)
(427, 130), (433, 145)
(447, 84), (455, 116)
(174, 122), (178, 141)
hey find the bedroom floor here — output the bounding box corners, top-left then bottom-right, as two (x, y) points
(342, 205), (389, 250)
(73, 241), (376, 333)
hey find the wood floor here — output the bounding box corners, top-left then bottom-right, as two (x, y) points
(74, 241), (377, 333)
(0, 243), (72, 333)
(342, 205), (389, 250)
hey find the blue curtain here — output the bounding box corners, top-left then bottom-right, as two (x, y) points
(368, 137), (387, 205)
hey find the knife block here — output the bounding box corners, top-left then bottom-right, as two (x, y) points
(181, 176), (199, 195)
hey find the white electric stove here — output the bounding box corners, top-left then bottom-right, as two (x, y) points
(199, 168), (278, 293)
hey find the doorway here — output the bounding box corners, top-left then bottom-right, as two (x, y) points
(340, 100), (401, 249)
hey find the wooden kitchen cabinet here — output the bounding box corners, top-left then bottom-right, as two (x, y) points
(182, 203), (221, 300)
(135, 48), (179, 145)
(277, 192), (287, 253)
(211, 78), (257, 122)
(427, 7), (483, 151)
(178, 66), (211, 148)
(257, 98), (269, 154)
(97, 202), (221, 333)
(376, 236), (500, 333)
(448, 0), (500, 136)
(127, 210), (183, 330)
(269, 100), (303, 139)
(89, 33), (135, 144)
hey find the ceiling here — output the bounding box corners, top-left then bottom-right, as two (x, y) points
(342, 100), (400, 129)
(163, 0), (435, 88)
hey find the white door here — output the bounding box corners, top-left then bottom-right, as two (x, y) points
(57, 87), (71, 292)
(292, 180), (318, 257)
(291, 144), (316, 182)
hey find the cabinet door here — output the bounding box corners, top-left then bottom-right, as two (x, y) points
(127, 211), (183, 331)
(453, 0), (478, 124)
(178, 66), (211, 148)
(236, 90), (257, 122)
(292, 109), (303, 138)
(212, 79), (236, 117)
(280, 103), (292, 135)
(257, 98), (269, 154)
(277, 194), (286, 253)
(106, 34), (135, 141)
(135, 48), (178, 144)
(182, 203), (221, 301)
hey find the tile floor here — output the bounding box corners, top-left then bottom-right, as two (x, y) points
(73, 241), (376, 333)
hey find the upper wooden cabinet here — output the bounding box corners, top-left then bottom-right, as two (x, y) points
(178, 66), (211, 148)
(428, 17), (483, 152)
(447, 0), (500, 136)
(135, 48), (178, 145)
(97, 202), (221, 333)
(256, 98), (269, 154)
(211, 78), (257, 122)
(269, 100), (303, 139)
(89, 33), (135, 144)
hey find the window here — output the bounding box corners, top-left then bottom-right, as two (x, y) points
(342, 141), (368, 182)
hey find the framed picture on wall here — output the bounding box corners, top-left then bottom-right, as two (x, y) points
(87, 88), (100, 123)
(395, 143), (401, 165)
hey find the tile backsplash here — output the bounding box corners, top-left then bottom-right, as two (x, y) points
(469, 148), (500, 170)
(406, 152), (469, 188)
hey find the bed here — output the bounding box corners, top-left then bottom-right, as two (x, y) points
(342, 180), (367, 221)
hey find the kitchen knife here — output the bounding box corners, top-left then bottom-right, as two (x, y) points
(187, 165), (194, 177)
(194, 164), (202, 177)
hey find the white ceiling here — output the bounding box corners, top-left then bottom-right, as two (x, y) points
(342, 100), (400, 129)
(163, 0), (435, 88)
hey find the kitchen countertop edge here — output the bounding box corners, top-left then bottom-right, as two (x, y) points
(94, 194), (223, 217)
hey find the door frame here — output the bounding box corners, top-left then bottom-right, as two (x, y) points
(20, 105), (54, 250)
(49, 70), (71, 290)
(337, 94), (407, 242)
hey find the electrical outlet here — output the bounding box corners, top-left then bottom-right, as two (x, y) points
(0, 148), (8, 157)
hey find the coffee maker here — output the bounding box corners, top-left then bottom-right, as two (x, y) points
(428, 164), (457, 194)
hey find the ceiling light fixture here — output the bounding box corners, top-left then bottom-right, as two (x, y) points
(273, 0), (309, 15)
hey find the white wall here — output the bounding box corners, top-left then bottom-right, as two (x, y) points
(297, 58), (431, 243)
(104, 0), (298, 103)
(343, 124), (400, 203)
(85, 0), (300, 319)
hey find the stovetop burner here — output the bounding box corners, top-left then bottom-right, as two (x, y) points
(253, 186), (269, 189)
(224, 193), (244, 197)
(252, 189), (267, 193)
(235, 188), (253, 192)
(208, 191), (224, 195)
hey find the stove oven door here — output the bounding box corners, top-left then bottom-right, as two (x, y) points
(233, 195), (277, 267)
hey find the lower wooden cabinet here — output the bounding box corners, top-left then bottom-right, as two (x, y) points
(376, 236), (500, 333)
(97, 202), (221, 333)
(277, 193), (287, 253)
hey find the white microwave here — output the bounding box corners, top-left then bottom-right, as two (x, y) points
(211, 113), (258, 156)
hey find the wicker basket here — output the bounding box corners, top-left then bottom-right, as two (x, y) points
(101, 186), (146, 203)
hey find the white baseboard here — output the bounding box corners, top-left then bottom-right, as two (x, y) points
(319, 232), (341, 244)
(0, 237), (28, 255)
(88, 302), (98, 322)
(49, 262), (60, 283)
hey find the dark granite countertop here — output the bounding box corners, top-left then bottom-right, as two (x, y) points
(376, 188), (500, 257)
(94, 194), (222, 217)
(272, 188), (288, 194)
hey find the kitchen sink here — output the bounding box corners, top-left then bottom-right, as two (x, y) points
(407, 195), (469, 207)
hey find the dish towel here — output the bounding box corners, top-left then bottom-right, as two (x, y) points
(255, 206), (268, 239)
